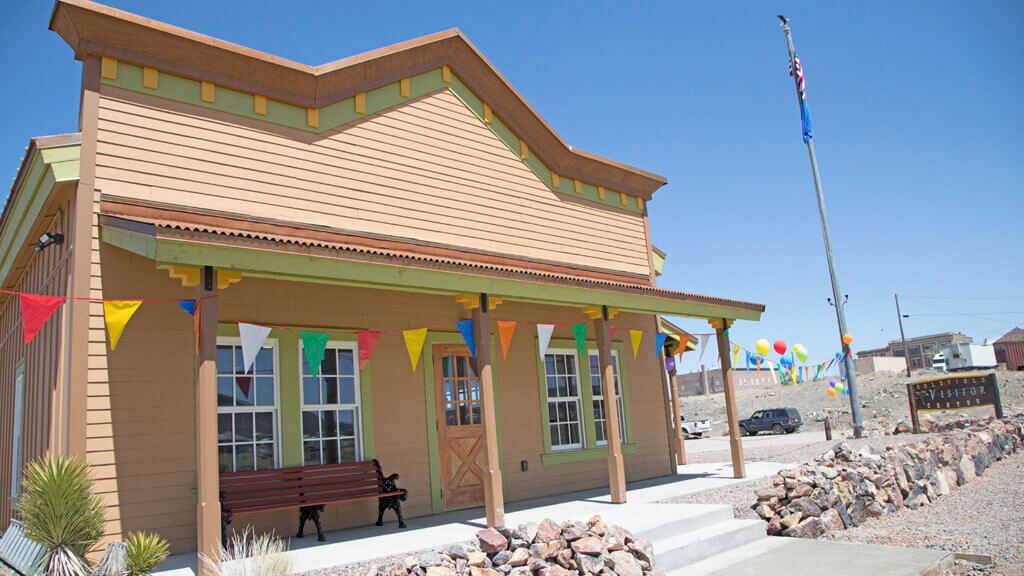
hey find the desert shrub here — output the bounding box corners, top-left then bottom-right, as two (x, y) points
(124, 532), (169, 576)
(200, 529), (292, 576)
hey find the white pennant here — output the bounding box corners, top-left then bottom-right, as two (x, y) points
(537, 324), (555, 358)
(698, 335), (710, 361)
(767, 361), (779, 386)
(238, 322), (272, 373)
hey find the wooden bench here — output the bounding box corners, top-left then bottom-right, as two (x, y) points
(220, 460), (407, 542)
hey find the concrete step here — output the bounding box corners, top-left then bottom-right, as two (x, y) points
(615, 504), (735, 542)
(651, 519), (766, 572)
(677, 536), (791, 576)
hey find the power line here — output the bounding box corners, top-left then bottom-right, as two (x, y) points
(907, 311), (1024, 317)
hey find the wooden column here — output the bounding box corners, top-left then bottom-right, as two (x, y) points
(666, 359), (686, 465)
(595, 307), (626, 503)
(711, 318), (745, 478)
(472, 295), (504, 527)
(196, 267), (220, 567)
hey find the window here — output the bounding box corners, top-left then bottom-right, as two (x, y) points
(216, 339), (279, 473)
(909, 346), (921, 356)
(588, 350), (625, 445)
(911, 358), (922, 368)
(543, 350), (583, 451)
(301, 343), (362, 465)
(10, 365), (24, 498)
(439, 354), (480, 427)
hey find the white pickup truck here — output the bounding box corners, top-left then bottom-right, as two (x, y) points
(680, 415), (711, 438)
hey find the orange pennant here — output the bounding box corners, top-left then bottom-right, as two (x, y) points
(496, 320), (517, 359)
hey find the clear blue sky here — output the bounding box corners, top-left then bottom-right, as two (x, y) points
(2, 1), (1021, 370)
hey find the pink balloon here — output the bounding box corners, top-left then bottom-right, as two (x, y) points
(774, 340), (787, 355)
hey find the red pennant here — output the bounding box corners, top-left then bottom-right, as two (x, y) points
(236, 376), (252, 398)
(21, 294), (65, 344)
(610, 326), (620, 338)
(357, 331), (382, 371)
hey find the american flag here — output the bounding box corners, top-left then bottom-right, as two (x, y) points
(788, 53), (813, 142)
(790, 54), (806, 100)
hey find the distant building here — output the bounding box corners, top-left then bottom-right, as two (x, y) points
(675, 366), (777, 397)
(858, 332), (972, 370)
(992, 328), (1024, 371)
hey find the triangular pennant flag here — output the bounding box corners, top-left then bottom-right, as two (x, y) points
(537, 324), (555, 358)
(20, 293), (65, 344)
(629, 330), (643, 358)
(301, 332), (331, 379)
(571, 324), (587, 359)
(497, 320), (517, 360)
(654, 333), (668, 358)
(756, 355), (761, 376)
(732, 344), (740, 368)
(103, 300), (142, 351)
(357, 331), (382, 371)
(456, 319), (476, 358)
(178, 299), (196, 316)
(403, 328), (428, 371)
(610, 326), (620, 338)
(236, 375), (252, 399)
(698, 335), (709, 361)
(238, 322), (272, 373)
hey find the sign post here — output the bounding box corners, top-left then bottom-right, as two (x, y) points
(906, 373), (1003, 433)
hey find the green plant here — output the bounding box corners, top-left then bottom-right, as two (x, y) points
(124, 532), (169, 576)
(200, 529), (292, 576)
(17, 456), (106, 576)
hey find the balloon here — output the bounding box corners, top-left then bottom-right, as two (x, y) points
(795, 345), (809, 363)
(827, 388), (836, 397)
(835, 383), (845, 393)
(829, 379), (836, 388)
(774, 340), (787, 355)
(843, 333), (853, 346)
(756, 339), (771, 356)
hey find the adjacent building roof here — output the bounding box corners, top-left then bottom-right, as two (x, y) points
(49, 0), (667, 199)
(994, 327), (1024, 344)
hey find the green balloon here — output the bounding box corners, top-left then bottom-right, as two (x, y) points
(834, 383), (844, 393)
(795, 345), (809, 362)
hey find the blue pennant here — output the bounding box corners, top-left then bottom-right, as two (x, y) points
(456, 319), (476, 357)
(178, 299), (196, 316)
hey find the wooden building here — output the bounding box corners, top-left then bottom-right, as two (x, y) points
(0, 0), (763, 567)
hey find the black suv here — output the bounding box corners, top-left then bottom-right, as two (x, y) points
(739, 408), (802, 435)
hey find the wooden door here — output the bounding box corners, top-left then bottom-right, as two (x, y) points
(433, 344), (485, 510)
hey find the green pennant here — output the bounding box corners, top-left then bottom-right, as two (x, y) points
(301, 331), (331, 379)
(571, 324), (587, 359)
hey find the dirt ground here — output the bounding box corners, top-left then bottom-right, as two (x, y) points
(679, 368), (1024, 436)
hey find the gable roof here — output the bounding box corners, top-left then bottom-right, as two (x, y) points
(994, 328), (1024, 344)
(49, 0), (668, 198)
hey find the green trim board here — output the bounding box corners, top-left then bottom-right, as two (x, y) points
(100, 61), (642, 214)
(534, 337), (633, 464)
(421, 331), (503, 514)
(100, 226), (762, 321)
(0, 143), (81, 286)
(215, 322), (375, 467)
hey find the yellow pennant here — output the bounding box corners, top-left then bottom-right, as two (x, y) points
(733, 344), (739, 367)
(103, 300), (142, 351)
(403, 328), (428, 371)
(629, 330), (643, 358)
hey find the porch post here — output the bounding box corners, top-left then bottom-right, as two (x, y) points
(666, 356), (686, 465)
(595, 307), (626, 503)
(473, 294), (504, 527)
(196, 267), (220, 567)
(711, 318), (745, 478)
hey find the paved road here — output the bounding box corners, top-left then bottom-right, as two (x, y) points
(684, 429), (833, 454)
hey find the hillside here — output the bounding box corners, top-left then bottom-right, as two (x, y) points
(679, 369), (1024, 436)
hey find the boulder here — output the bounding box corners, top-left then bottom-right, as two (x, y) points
(561, 521), (588, 541)
(517, 522), (539, 544)
(893, 420), (912, 435)
(491, 551), (512, 566)
(477, 529), (509, 554)
(571, 537), (603, 556)
(470, 568), (498, 576)
(527, 557), (547, 573)
(820, 508), (845, 533)
(755, 503), (774, 519)
(835, 501), (853, 528)
(767, 515), (783, 535)
(554, 549), (575, 570)
(506, 548), (529, 567)
(446, 544), (471, 560)
(467, 550), (488, 567)
(587, 516), (608, 537)
(535, 519), (562, 544)
(847, 498), (866, 526)
(538, 566), (571, 576)
(930, 470), (950, 497)
(783, 517), (825, 539)
(426, 567), (456, 576)
(576, 554), (604, 575)
(788, 483), (813, 499)
(606, 551), (642, 576)
(780, 512), (802, 529)
(787, 497), (822, 518)
(903, 484), (929, 509)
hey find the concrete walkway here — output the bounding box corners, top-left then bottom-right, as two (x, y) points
(153, 461), (785, 576)
(686, 429), (840, 454)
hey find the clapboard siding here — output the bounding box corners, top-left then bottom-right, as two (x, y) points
(0, 196), (74, 524)
(94, 86), (653, 276)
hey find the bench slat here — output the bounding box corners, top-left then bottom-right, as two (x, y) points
(228, 491), (407, 515)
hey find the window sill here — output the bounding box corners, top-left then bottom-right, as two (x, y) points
(540, 443), (637, 466)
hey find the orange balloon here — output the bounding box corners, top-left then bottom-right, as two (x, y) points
(827, 388), (836, 397)
(842, 333), (853, 346)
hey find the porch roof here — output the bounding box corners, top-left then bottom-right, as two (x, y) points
(99, 205), (765, 322)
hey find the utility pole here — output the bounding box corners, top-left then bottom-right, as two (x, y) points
(779, 16), (864, 437)
(895, 294), (912, 377)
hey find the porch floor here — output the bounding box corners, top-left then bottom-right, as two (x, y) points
(152, 461), (785, 576)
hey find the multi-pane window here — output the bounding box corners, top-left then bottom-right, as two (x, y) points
(588, 351), (625, 446)
(543, 350), (583, 451)
(302, 343), (361, 465)
(217, 340), (278, 473)
(440, 354), (481, 427)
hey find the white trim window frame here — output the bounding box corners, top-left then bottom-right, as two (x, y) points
(588, 350), (625, 446)
(299, 341), (362, 465)
(216, 337), (281, 473)
(543, 348), (584, 451)
(10, 364), (25, 498)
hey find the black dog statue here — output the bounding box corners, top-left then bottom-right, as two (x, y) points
(376, 473), (408, 528)
(297, 504), (327, 542)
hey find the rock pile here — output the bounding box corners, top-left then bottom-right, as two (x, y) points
(753, 414), (1024, 539)
(358, 517), (661, 576)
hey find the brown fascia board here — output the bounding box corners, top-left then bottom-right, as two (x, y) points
(49, 0), (668, 198)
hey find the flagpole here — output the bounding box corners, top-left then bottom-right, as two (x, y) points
(779, 16), (864, 438)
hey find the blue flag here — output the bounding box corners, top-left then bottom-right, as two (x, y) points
(456, 319), (476, 358)
(178, 299), (196, 316)
(654, 333), (668, 358)
(790, 53), (813, 142)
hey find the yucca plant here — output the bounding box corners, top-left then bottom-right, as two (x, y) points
(200, 529), (292, 576)
(17, 456), (106, 576)
(124, 532), (169, 576)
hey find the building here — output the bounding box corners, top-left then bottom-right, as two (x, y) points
(857, 332), (972, 370)
(854, 356), (908, 375)
(992, 328), (1024, 371)
(675, 366), (778, 397)
(0, 0), (764, 566)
